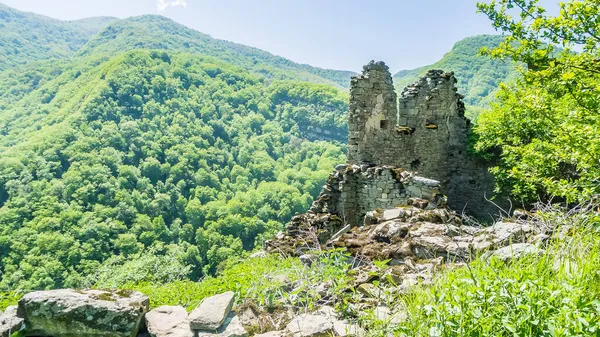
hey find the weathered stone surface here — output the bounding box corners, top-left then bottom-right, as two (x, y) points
(145, 306), (192, 337)
(286, 314), (333, 337)
(197, 314), (247, 337)
(332, 320), (365, 337)
(252, 331), (285, 337)
(484, 243), (544, 262)
(347, 63), (500, 218)
(18, 289), (148, 337)
(1, 306), (23, 337)
(189, 291), (235, 331)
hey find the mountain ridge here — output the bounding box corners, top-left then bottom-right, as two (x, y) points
(392, 34), (519, 119)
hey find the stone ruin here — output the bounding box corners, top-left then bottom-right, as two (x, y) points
(348, 61), (496, 219)
(266, 61), (504, 257)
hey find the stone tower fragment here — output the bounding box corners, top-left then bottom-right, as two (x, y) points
(347, 61), (497, 218)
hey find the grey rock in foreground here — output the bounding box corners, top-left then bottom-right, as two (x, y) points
(18, 289), (149, 337)
(197, 314), (247, 337)
(1, 305), (23, 337)
(286, 314), (333, 337)
(484, 243), (544, 262)
(333, 320), (365, 337)
(145, 306), (193, 337)
(189, 291), (235, 331)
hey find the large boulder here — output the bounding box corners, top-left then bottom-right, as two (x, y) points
(1, 305), (23, 337)
(145, 306), (193, 337)
(18, 289), (149, 337)
(189, 291), (235, 331)
(196, 314), (247, 337)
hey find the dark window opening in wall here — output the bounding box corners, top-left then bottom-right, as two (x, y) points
(380, 120), (388, 129)
(411, 159), (421, 170)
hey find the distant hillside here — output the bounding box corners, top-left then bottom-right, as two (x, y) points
(393, 35), (520, 119)
(76, 15), (355, 88)
(0, 4), (355, 88)
(0, 3), (117, 70)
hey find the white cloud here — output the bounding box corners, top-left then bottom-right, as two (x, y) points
(157, 0), (188, 12)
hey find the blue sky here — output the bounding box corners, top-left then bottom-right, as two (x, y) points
(2, 0), (558, 72)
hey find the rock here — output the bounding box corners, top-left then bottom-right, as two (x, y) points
(356, 283), (376, 298)
(368, 306), (405, 326)
(145, 305), (192, 337)
(299, 254), (314, 267)
(286, 314), (333, 337)
(372, 306), (391, 321)
(409, 222), (459, 237)
(3, 306), (17, 317)
(189, 291), (235, 331)
(315, 305), (336, 320)
(411, 236), (451, 259)
(237, 306), (258, 328)
(18, 289), (149, 337)
(197, 314), (247, 337)
(335, 164), (347, 171)
(484, 243), (544, 262)
(369, 221), (410, 242)
(483, 222), (532, 246)
(0, 305), (23, 337)
(332, 320), (365, 337)
(253, 331), (285, 337)
(315, 281), (332, 297)
(250, 251), (268, 259)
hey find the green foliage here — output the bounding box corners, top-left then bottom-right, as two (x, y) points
(474, 0), (600, 202)
(0, 291), (20, 311)
(129, 254), (302, 311)
(129, 250), (353, 312)
(0, 50), (346, 290)
(0, 3), (116, 71)
(393, 35), (520, 120)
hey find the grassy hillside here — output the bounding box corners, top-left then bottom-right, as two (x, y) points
(0, 3), (116, 71)
(75, 15), (355, 88)
(393, 35), (519, 120)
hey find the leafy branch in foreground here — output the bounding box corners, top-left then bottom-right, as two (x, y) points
(474, 0), (600, 202)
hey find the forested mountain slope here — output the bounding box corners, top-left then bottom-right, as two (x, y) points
(0, 3), (117, 71)
(75, 15), (355, 88)
(393, 35), (519, 119)
(0, 50), (348, 290)
(0, 4), (355, 88)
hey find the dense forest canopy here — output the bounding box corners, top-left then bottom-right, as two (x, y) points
(0, 50), (348, 290)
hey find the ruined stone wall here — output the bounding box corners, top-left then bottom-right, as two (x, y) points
(309, 164), (445, 226)
(347, 62), (499, 218)
(347, 62), (398, 164)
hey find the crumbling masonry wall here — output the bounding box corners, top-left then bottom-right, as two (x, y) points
(309, 165), (445, 226)
(348, 61), (498, 218)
